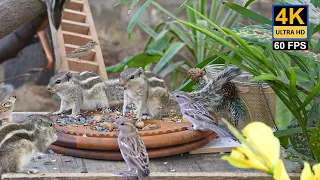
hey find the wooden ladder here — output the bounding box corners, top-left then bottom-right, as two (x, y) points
(49, 0), (108, 79)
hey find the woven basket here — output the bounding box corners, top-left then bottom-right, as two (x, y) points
(205, 65), (277, 130)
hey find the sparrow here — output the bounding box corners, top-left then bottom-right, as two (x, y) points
(0, 94), (17, 125)
(112, 117), (150, 180)
(171, 91), (230, 138)
(66, 41), (98, 60)
(43, 0), (70, 30)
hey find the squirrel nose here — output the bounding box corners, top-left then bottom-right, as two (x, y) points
(47, 86), (51, 91)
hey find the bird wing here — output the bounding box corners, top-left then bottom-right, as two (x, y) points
(119, 136), (150, 177)
(183, 102), (231, 138)
(70, 45), (90, 54)
(183, 102), (213, 122)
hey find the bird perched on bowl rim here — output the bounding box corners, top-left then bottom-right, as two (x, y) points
(42, 0), (70, 30)
(0, 94), (17, 125)
(170, 91), (230, 138)
(112, 117), (150, 180)
(66, 41), (98, 60)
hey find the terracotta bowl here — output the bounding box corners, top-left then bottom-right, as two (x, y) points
(50, 111), (217, 160)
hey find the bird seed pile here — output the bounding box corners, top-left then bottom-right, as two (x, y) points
(55, 104), (183, 132)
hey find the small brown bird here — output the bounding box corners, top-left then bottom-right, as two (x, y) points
(112, 117), (150, 180)
(0, 94), (17, 125)
(66, 41), (98, 60)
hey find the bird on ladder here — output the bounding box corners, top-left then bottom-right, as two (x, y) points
(43, 0), (70, 30)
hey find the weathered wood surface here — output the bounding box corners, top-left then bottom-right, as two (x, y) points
(2, 172), (300, 180)
(2, 153), (300, 180)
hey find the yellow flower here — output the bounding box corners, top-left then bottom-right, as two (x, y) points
(273, 159), (290, 180)
(301, 162), (320, 180)
(221, 121), (282, 175)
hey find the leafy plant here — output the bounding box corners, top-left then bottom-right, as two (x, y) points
(110, 0), (244, 89)
(176, 3), (320, 162)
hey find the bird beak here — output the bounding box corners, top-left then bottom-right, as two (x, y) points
(169, 94), (175, 99)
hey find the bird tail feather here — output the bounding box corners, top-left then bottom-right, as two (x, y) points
(207, 122), (231, 138)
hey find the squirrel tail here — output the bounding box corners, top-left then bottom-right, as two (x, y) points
(211, 66), (242, 89)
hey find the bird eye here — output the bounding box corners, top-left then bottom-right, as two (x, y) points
(129, 75), (134, 79)
(120, 123), (125, 126)
(176, 95), (180, 98)
(55, 80), (61, 84)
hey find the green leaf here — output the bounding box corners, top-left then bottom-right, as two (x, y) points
(223, 2), (272, 25)
(250, 74), (280, 82)
(196, 20), (207, 63)
(153, 42), (185, 73)
(244, 0), (255, 7)
(114, 0), (132, 7)
(137, 20), (157, 38)
(279, 136), (290, 148)
(159, 61), (185, 77)
(310, 126), (320, 162)
(289, 68), (297, 97)
(299, 80), (320, 110)
(313, 24), (320, 35)
(106, 52), (161, 72)
(129, 0), (139, 10)
(146, 34), (170, 52)
(276, 96), (293, 129)
(127, 0), (152, 39)
(274, 127), (316, 137)
(173, 0), (196, 14)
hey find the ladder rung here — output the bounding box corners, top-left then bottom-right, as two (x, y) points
(67, 59), (99, 73)
(62, 31), (93, 46)
(66, 0), (84, 11)
(65, 43), (96, 61)
(63, 9), (86, 23)
(61, 19), (90, 35)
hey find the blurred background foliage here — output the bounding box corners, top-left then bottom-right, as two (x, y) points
(112, 0), (320, 164)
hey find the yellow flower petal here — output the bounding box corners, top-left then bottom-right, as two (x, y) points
(221, 148), (268, 172)
(273, 159), (290, 180)
(301, 162), (314, 180)
(242, 122), (280, 169)
(313, 163), (320, 180)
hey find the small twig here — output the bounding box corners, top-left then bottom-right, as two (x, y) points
(0, 73), (31, 83)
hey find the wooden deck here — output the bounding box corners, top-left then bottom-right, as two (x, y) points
(1, 113), (301, 179)
(2, 151), (300, 179)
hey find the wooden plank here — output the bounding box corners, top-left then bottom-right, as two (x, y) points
(67, 59), (99, 72)
(189, 137), (240, 154)
(62, 31), (93, 46)
(1, 172), (300, 180)
(65, 44), (95, 61)
(63, 9), (86, 23)
(82, 0), (108, 79)
(61, 20), (90, 35)
(66, 0), (84, 11)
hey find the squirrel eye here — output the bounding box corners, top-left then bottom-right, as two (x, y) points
(55, 80), (61, 84)
(129, 75), (134, 79)
(49, 123), (53, 127)
(120, 123), (125, 126)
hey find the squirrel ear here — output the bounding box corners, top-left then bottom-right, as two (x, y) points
(66, 72), (72, 82)
(138, 67), (144, 74)
(124, 65), (128, 70)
